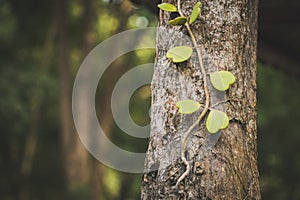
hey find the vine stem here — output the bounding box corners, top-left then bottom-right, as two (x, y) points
(175, 0), (210, 188)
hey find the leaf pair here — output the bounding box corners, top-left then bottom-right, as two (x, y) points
(167, 48), (237, 92)
(176, 100), (229, 134)
(157, 3), (187, 25)
(157, 2), (201, 26)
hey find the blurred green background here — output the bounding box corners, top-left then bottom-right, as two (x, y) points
(0, 0), (299, 199)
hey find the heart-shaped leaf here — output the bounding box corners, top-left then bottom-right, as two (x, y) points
(169, 16), (187, 26)
(176, 99), (201, 114)
(206, 109), (229, 134)
(166, 46), (193, 63)
(157, 3), (177, 12)
(210, 71), (236, 91)
(189, 2), (201, 25)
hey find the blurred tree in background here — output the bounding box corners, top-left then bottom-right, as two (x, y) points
(257, 65), (300, 199)
(0, 0), (299, 199)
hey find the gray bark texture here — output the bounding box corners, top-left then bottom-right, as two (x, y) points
(141, 0), (261, 199)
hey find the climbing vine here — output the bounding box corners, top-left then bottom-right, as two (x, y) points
(157, 0), (236, 188)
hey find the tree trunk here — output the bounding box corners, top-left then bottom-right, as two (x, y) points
(142, 0), (261, 199)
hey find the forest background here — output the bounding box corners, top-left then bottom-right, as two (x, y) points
(0, 0), (299, 199)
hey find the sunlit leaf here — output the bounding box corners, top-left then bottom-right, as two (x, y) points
(169, 16), (187, 26)
(189, 2), (201, 25)
(166, 46), (193, 63)
(157, 3), (177, 12)
(176, 99), (201, 114)
(206, 109), (229, 134)
(210, 71), (236, 91)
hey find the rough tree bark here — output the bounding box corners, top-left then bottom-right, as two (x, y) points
(142, 0), (261, 199)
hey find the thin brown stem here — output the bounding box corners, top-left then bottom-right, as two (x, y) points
(176, 0), (210, 188)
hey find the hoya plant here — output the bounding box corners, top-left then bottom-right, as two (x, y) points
(157, 0), (236, 187)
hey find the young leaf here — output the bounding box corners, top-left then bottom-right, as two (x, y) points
(206, 109), (229, 134)
(176, 100), (201, 114)
(210, 71), (236, 91)
(189, 2), (201, 24)
(169, 16), (187, 26)
(157, 3), (177, 12)
(166, 46), (193, 63)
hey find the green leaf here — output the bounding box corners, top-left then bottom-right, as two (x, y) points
(176, 100), (201, 114)
(206, 109), (229, 134)
(189, 2), (201, 24)
(210, 71), (236, 91)
(157, 3), (177, 12)
(166, 46), (193, 63)
(169, 16), (187, 26)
